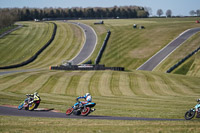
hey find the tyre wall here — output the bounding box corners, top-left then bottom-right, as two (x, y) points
(166, 46), (200, 73)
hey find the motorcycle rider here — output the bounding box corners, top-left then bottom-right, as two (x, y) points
(26, 92), (40, 104)
(76, 93), (94, 111)
(196, 98), (200, 118)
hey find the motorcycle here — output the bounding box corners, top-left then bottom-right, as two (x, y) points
(18, 94), (41, 111)
(66, 99), (96, 116)
(185, 103), (200, 120)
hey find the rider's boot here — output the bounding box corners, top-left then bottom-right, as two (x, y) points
(196, 113), (200, 118)
(91, 108), (96, 112)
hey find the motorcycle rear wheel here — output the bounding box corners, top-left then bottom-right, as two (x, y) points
(185, 110), (196, 120)
(18, 102), (24, 110)
(29, 103), (36, 111)
(81, 107), (91, 116)
(66, 107), (74, 115)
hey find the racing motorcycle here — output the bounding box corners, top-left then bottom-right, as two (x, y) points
(185, 103), (200, 120)
(18, 93), (41, 111)
(66, 99), (96, 116)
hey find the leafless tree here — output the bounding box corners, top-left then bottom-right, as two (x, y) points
(166, 9), (172, 17)
(157, 9), (163, 17)
(196, 9), (200, 16)
(189, 10), (196, 16)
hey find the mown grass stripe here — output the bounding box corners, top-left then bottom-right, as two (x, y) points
(128, 72), (144, 96)
(110, 71), (122, 96)
(76, 71), (95, 95)
(144, 74), (167, 96)
(151, 75), (178, 96)
(119, 72), (135, 96)
(0, 73), (36, 91)
(88, 71), (101, 96)
(51, 73), (72, 95)
(65, 74), (81, 96)
(136, 73), (159, 97)
(38, 72), (63, 93)
(3, 74), (42, 93)
(21, 72), (56, 94)
(161, 75), (189, 95)
(98, 71), (113, 96)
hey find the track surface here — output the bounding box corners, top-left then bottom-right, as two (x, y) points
(65, 21), (97, 65)
(0, 106), (184, 121)
(0, 23), (23, 38)
(137, 27), (200, 71)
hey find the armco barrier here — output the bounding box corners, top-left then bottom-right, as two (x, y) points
(0, 22), (57, 69)
(166, 45), (200, 73)
(50, 64), (124, 71)
(95, 30), (111, 64)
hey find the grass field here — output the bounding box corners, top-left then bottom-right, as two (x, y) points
(0, 70), (200, 119)
(0, 18), (200, 132)
(1, 116), (200, 133)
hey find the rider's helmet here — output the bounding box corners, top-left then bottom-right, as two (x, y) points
(197, 99), (200, 103)
(85, 93), (90, 97)
(34, 92), (38, 96)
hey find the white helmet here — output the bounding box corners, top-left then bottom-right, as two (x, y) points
(85, 93), (90, 97)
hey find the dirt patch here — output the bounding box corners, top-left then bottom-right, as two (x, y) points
(1, 105), (18, 108)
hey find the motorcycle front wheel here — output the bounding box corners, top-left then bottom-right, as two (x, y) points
(29, 103), (36, 111)
(66, 107), (74, 115)
(18, 102), (24, 110)
(185, 110), (196, 120)
(81, 107), (91, 116)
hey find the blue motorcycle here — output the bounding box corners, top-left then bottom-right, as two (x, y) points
(185, 103), (200, 120)
(66, 99), (96, 116)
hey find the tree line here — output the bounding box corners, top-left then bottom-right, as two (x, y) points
(0, 6), (148, 24)
(0, 8), (18, 29)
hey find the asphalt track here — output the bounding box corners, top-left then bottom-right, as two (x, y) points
(0, 106), (184, 121)
(0, 23), (23, 38)
(64, 21), (97, 65)
(137, 27), (200, 71)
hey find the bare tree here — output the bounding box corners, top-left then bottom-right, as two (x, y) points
(196, 9), (200, 16)
(144, 7), (152, 16)
(157, 9), (163, 17)
(166, 9), (172, 17)
(189, 10), (196, 16)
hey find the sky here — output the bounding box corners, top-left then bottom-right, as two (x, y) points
(0, 0), (199, 16)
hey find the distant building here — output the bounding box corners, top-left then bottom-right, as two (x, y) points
(34, 19), (40, 22)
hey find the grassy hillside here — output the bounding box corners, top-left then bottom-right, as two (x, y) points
(23, 21), (84, 69)
(75, 18), (200, 71)
(0, 22), (54, 67)
(0, 21), (84, 69)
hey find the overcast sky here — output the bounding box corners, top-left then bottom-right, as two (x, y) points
(0, 0), (199, 16)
